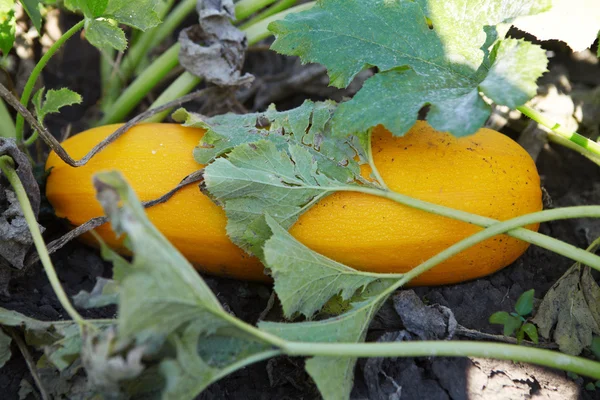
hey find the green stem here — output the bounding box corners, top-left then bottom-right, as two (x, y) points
(102, 2), (314, 125)
(395, 206), (600, 285)
(283, 340), (600, 379)
(238, 0), (298, 30)
(367, 128), (388, 189)
(235, 0), (279, 20)
(332, 186), (600, 270)
(0, 98), (15, 139)
(96, 44), (181, 126)
(244, 2), (314, 44)
(0, 156), (87, 326)
(143, 72), (201, 123)
(518, 105), (600, 160)
(15, 19), (85, 143)
(116, 0), (194, 90)
(100, 48), (116, 104)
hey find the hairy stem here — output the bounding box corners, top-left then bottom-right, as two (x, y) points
(104, 0), (195, 108)
(0, 156), (87, 326)
(143, 72), (201, 123)
(15, 20), (85, 143)
(283, 340), (600, 379)
(238, 0), (298, 30)
(331, 185), (600, 270)
(236, 0), (279, 20)
(366, 128), (388, 189)
(103, 2), (314, 124)
(0, 98), (15, 139)
(97, 44), (181, 126)
(518, 105), (600, 162)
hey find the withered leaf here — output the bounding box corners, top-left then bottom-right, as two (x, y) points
(179, 0), (253, 87)
(0, 139), (43, 293)
(533, 263), (600, 355)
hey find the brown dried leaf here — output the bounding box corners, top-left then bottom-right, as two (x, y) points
(0, 139), (43, 293)
(179, 0), (253, 87)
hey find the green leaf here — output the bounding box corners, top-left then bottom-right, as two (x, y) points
(332, 38), (547, 137)
(0, 0), (16, 56)
(260, 281), (394, 400)
(489, 311), (521, 336)
(200, 101), (371, 256)
(32, 87), (82, 124)
(159, 322), (218, 400)
(521, 322), (538, 344)
(270, 0), (550, 137)
(514, 289), (535, 316)
(85, 18), (127, 51)
(93, 171), (226, 340)
(104, 0), (161, 30)
(0, 307), (112, 372)
(65, 0), (108, 17)
(263, 215), (390, 318)
(489, 311), (510, 325)
(415, 0), (551, 70)
(0, 328), (11, 368)
(479, 40), (548, 109)
(93, 171), (278, 399)
(20, 0), (41, 32)
(172, 100), (353, 165)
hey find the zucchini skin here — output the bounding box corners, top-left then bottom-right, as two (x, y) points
(45, 121), (542, 285)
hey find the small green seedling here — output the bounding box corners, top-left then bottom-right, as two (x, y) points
(490, 289), (539, 344)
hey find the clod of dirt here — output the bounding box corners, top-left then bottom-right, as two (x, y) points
(393, 290), (457, 340)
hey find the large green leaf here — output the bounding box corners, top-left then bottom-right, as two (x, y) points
(263, 215), (391, 318)
(0, 0), (15, 56)
(198, 100), (373, 257)
(93, 172), (278, 399)
(260, 281), (394, 400)
(269, 0), (551, 137)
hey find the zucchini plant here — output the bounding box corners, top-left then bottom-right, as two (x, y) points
(0, 0), (600, 399)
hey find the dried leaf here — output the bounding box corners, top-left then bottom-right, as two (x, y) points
(533, 264), (600, 355)
(178, 0), (253, 86)
(81, 327), (145, 396)
(0, 139), (42, 286)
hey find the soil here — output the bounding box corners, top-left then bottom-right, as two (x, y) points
(2, 8), (600, 400)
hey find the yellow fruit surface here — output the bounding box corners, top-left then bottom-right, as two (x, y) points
(45, 121), (542, 285)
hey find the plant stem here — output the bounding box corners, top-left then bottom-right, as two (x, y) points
(518, 105), (600, 161)
(332, 186), (600, 270)
(0, 98), (15, 139)
(244, 2), (314, 44)
(112, 0), (195, 99)
(96, 44), (181, 126)
(367, 128), (388, 189)
(238, 0), (298, 30)
(283, 340), (600, 379)
(396, 206), (600, 285)
(143, 72), (201, 123)
(235, 0), (279, 20)
(15, 19), (85, 143)
(102, 2), (314, 125)
(0, 156), (87, 326)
